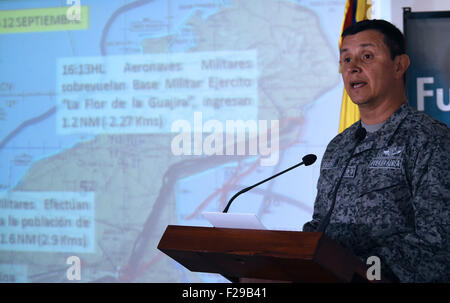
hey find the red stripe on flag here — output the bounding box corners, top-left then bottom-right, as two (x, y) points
(343, 0), (355, 31)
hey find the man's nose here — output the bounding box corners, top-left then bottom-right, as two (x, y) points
(347, 59), (362, 73)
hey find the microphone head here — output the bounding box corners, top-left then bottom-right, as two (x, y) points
(302, 154), (317, 166)
(355, 127), (367, 142)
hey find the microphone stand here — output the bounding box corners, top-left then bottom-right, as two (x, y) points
(223, 154), (316, 213)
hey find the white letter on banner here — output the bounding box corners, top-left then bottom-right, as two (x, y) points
(436, 88), (450, 111)
(417, 77), (434, 111)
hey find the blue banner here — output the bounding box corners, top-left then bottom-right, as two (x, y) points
(404, 9), (450, 126)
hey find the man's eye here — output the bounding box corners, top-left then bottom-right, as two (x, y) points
(363, 54), (373, 60)
(343, 57), (351, 63)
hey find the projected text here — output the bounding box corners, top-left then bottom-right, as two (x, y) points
(0, 192), (95, 253)
(57, 51), (258, 134)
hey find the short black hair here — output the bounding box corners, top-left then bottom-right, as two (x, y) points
(341, 19), (405, 60)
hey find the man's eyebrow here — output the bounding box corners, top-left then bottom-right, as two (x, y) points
(340, 43), (376, 54)
(360, 43), (376, 48)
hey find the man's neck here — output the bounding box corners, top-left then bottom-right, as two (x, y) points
(358, 96), (406, 125)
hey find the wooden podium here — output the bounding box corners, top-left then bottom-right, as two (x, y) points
(158, 225), (371, 283)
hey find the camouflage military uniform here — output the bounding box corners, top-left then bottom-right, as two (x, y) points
(303, 103), (450, 282)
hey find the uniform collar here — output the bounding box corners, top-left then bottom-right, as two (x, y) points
(352, 103), (411, 155)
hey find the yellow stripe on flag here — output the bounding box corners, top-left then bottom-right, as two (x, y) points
(338, 0), (372, 133)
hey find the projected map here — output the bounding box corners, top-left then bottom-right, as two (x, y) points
(0, 0), (345, 282)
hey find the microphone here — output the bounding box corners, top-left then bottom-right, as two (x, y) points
(222, 154), (317, 213)
(355, 127), (367, 142)
(316, 127), (366, 233)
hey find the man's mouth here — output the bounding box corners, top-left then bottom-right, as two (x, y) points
(351, 81), (367, 89)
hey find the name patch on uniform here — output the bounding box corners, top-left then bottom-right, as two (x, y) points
(369, 158), (402, 169)
(322, 160), (336, 170)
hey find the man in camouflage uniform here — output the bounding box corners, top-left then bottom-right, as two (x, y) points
(303, 19), (450, 282)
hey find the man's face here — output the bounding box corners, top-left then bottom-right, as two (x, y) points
(340, 30), (397, 107)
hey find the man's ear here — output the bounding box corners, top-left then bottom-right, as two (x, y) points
(394, 54), (410, 79)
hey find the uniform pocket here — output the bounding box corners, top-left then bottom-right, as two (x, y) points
(359, 167), (408, 196)
(357, 167), (413, 226)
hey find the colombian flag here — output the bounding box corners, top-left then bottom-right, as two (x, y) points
(338, 0), (372, 133)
